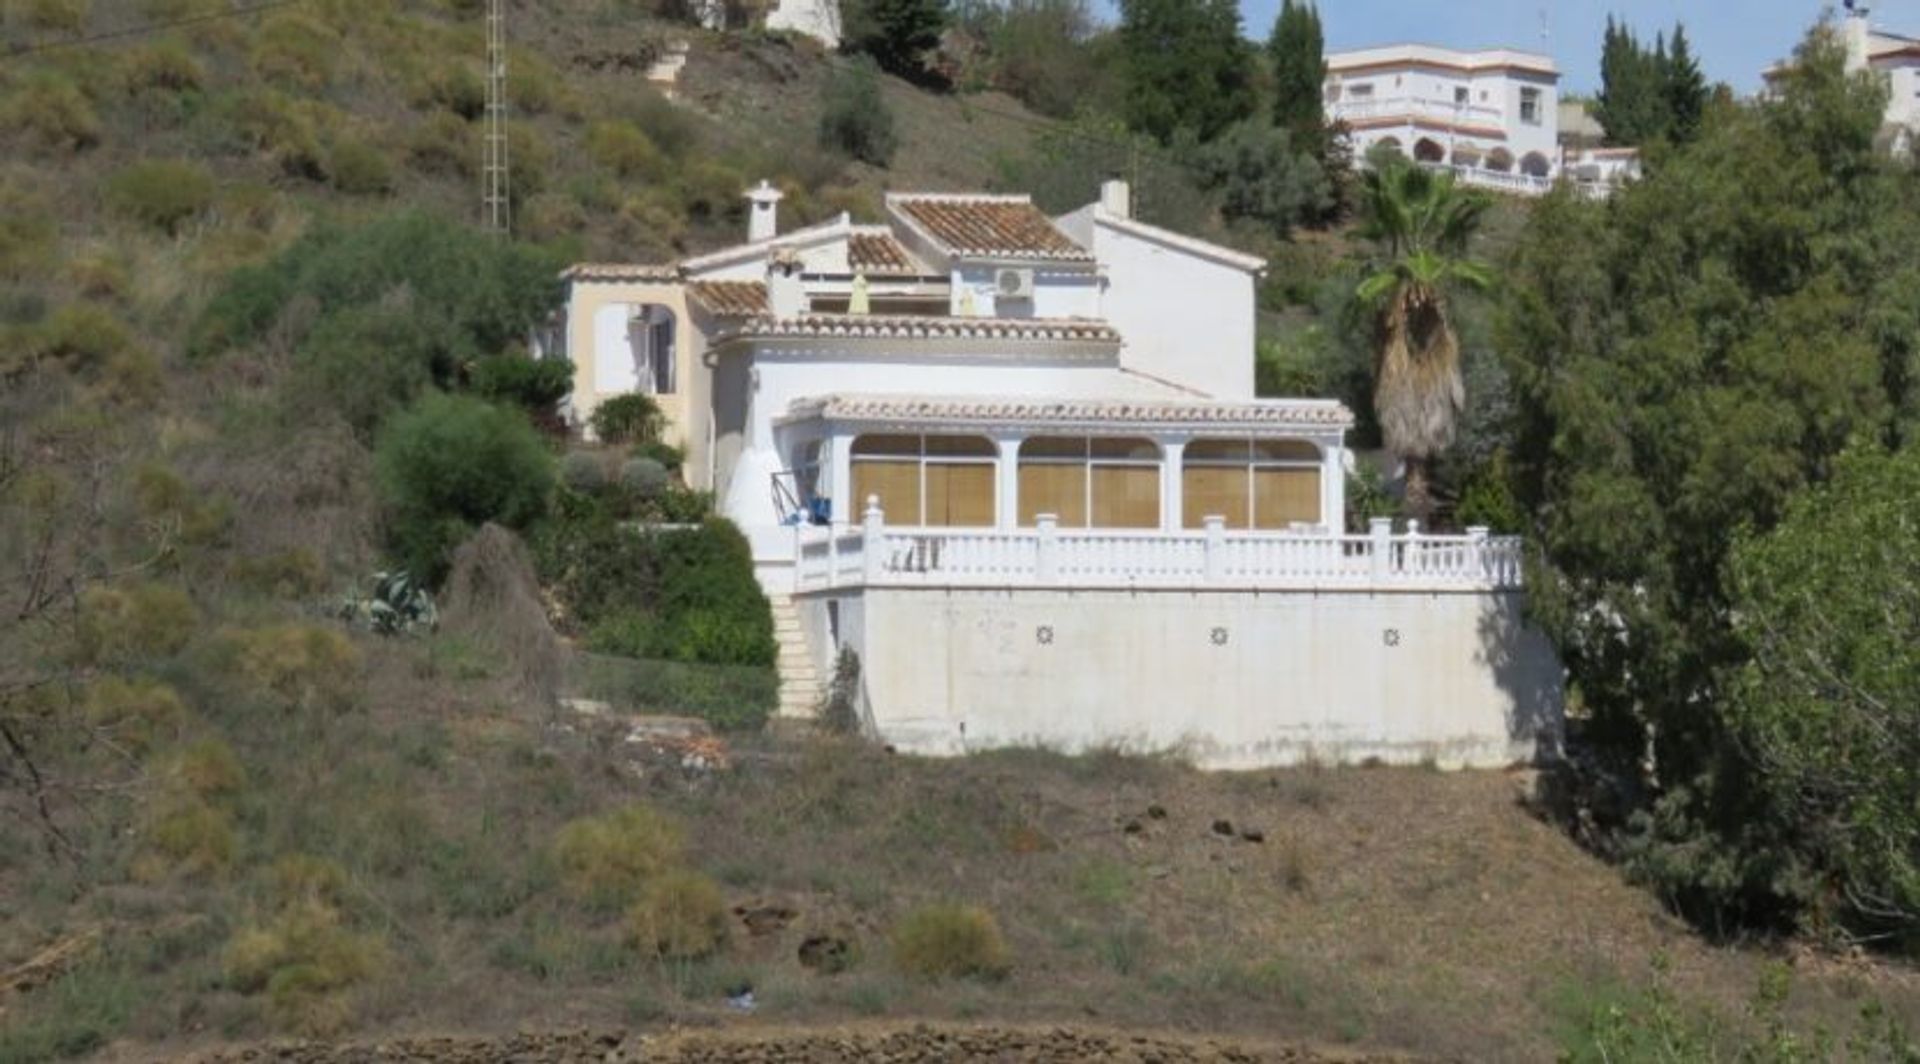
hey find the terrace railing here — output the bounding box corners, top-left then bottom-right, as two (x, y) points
(793, 500), (1525, 593)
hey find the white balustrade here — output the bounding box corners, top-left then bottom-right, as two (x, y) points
(793, 499), (1526, 593)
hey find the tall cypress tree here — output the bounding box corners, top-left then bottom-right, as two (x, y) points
(1118, 0), (1254, 145)
(1665, 22), (1708, 143)
(1267, 0), (1325, 139)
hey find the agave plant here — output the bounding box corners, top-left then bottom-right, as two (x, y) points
(340, 570), (438, 636)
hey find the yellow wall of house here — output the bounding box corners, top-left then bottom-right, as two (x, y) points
(563, 280), (714, 490)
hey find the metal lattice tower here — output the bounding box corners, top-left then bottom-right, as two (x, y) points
(482, 0), (510, 236)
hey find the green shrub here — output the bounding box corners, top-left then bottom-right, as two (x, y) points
(23, 0), (88, 33)
(3, 72), (100, 151)
(552, 805), (683, 904)
(589, 393), (663, 445)
(249, 14), (340, 89)
(374, 394), (555, 580)
(74, 581), (198, 663)
(294, 303), (438, 438)
(105, 159), (216, 234)
(407, 110), (474, 177)
(676, 159), (746, 223)
(163, 738), (247, 800)
(560, 451), (609, 494)
(326, 137), (394, 196)
(223, 864), (388, 1037)
(223, 623), (362, 712)
(413, 62), (486, 119)
(889, 903), (1010, 980)
(0, 183), (56, 280)
(619, 456), (669, 500)
(470, 355), (572, 414)
(818, 58), (896, 165)
(142, 796), (236, 877)
(34, 303), (135, 371)
(586, 120), (667, 180)
(224, 91), (329, 180)
(121, 38), (204, 100)
(629, 869), (729, 959)
(82, 677), (188, 752)
(633, 440), (684, 473)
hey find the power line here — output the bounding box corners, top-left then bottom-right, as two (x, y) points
(0, 0), (306, 61)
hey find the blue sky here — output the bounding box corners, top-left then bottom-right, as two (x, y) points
(1094, 1), (1920, 95)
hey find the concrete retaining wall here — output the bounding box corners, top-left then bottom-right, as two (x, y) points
(797, 587), (1562, 769)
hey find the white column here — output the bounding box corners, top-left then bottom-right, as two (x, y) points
(1160, 437), (1186, 531)
(829, 430), (855, 525)
(992, 433), (1022, 530)
(1322, 437), (1346, 533)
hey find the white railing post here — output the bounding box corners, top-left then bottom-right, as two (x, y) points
(1203, 515), (1225, 584)
(1036, 514), (1058, 584)
(1368, 516), (1392, 584)
(1466, 526), (1490, 584)
(862, 496), (884, 584)
(1404, 519), (1422, 577)
(825, 523), (840, 588)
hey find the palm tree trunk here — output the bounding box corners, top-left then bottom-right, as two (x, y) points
(1403, 457), (1435, 524)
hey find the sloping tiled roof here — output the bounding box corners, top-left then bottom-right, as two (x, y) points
(563, 262), (681, 282)
(686, 280), (769, 316)
(785, 394), (1355, 430)
(848, 231), (922, 275)
(718, 314), (1119, 343)
(890, 195), (1093, 262)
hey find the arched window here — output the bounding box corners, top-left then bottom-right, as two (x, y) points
(1485, 148), (1514, 173)
(1018, 437), (1159, 529)
(851, 434), (995, 527)
(1182, 439), (1322, 530)
(1413, 137), (1446, 163)
(1519, 151), (1552, 178)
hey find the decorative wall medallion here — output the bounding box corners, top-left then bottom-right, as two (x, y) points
(1383, 628), (1401, 647)
(1210, 627), (1229, 646)
(1036, 625), (1055, 645)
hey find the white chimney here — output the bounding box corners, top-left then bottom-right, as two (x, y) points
(1844, 4), (1871, 73)
(1099, 178), (1131, 220)
(767, 249), (805, 318)
(745, 179), (783, 243)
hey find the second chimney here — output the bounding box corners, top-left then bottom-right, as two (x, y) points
(1100, 178), (1131, 220)
(745, 179), (784, 242)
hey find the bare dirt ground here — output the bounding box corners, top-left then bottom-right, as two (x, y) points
(178, 1023), (1403, 1063)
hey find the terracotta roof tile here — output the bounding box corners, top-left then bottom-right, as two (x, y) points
(720, 314), (1118, 343)
(687, 280), (769, 317)
(848, 232), (921, 274)
(891, 195), (1092, 262)
(563, 262), (681, 282)
(785, 394), (1355, 430)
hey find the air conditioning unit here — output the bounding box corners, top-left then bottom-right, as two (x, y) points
(994, 267), (1034, 300)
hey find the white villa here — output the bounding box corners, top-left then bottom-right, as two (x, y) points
(1326, 43), (1638, 198)
(1766, 8), (1920, 156)
(545, 180), (1561, 768)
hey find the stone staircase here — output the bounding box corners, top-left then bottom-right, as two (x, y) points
(769, 593), (825, 719)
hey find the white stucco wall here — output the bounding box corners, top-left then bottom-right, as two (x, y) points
(764, 0), (840, 46)
(1083, 220), (1257, 399)
(802, 586), (1563, 769)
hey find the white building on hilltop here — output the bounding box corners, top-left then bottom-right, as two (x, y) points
(1325, 44), (1564, 195)
(544, 180), (1562, 769)
(1765, 7), (1920, 156)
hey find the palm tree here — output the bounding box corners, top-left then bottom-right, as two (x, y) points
(1353, 162), (1493, 523)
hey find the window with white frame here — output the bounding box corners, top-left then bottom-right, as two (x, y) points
(1520, 86), (1542, 125)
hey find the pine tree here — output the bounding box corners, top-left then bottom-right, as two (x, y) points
(844, 0), (950, 83)
(1665, 22), (1708, 143)
(1267, 0), (1324, 139)
(1118, 0), (1255, 145)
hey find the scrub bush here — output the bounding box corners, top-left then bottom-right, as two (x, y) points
(164, 738), (247, 800)
(890, 903), (1010, 980)
(818, 58), (896, 165)
(3, 72), (100, 151)
(82, 677), (188, 752)
(22, 0), (88, 32)
(105, 159), (216, 234)
(249, 14), (340, 89)
(142, 797), (236, 877)
(376, 394), (555, 580)
(34, 303), (135, 371)
(470, 355), (573, 415)
(619, 456), (669, 500)
(223, 858), (389, 1036)
(560, 452), (609, 494)
(74, 582), (199, 663)
(121, 39), (204, 95)
(552, 805), (683, 905)
(629, 869), (729, 959)
(325, 137), (393, 196)
(223, 623), (361, 712)
(588, 394), (663, 445)
(586, 120), (667, 180)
